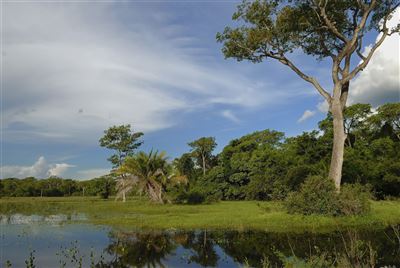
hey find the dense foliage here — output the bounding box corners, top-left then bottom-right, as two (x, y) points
(216, 0), (400, 191)
(1, 103), (399, 207)
(99, 124), (143, 168)
(179, 103), (400, 202)
(285, 176), (371, 216)
(0, 176), (116, 198)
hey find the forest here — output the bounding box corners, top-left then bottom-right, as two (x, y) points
(2, 103), (399, 211)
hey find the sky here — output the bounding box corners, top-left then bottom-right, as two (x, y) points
(1, 2), (399, 180)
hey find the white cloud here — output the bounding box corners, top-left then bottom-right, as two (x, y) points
(298, 110), (316, 123)
(312, 9), (400, 116)
(48, 163), (76, 177)
(349, 8), (400, 106)
(1, 156), (74, 178)
(3, 3), (296, 145)
(317, 101), (329, 113)
(221, 110), (240, 123)
(76, 169), (110, 180)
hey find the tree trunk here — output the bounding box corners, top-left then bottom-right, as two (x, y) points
(122, 190), (126, 202)
(122, 179), (126, 202)
(329, 99), (347, 192)
(202, 154), (206, 176)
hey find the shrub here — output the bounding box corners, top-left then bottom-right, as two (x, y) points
(285, 176), (372, 216)
(186, 190), (206, 204)
(285, 176), (341, 216)
(338, 183), (371, 216)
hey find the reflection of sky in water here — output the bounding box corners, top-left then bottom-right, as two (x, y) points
(1, 219), (240, 267)
(2, 224), (113, 267)
(1, 215), (399, 267)
(1, 213), (88, 225)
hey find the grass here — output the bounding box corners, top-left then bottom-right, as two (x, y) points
(1, 196), (400, 232)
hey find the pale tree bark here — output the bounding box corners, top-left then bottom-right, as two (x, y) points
(122, 177), (126, 202)
(329, 97), (347, 191)
(270, 1), (395, 191)
(202, 154), (206, 176)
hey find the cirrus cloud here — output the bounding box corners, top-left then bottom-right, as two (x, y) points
(3, 3), (293, 146)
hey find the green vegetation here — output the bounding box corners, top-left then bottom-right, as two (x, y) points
(99, 124), (143, 168)
(1, 197), (400, 232)
(217, 0), (399, 191)
(188, 137), (217, 175)
(0, 176), (116, 198)
(117, 150), (186, 204)
(1, 103), (400, 218)
(187, 103), (400, 205)
(99, 124), (144, 202)
(285, 176), (371, 216)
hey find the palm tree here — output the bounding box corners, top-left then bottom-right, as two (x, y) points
(114, 175), (136, 202)
(117, 151), (169, 204)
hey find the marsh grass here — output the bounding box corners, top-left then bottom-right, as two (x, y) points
(1, 197), (400, 232)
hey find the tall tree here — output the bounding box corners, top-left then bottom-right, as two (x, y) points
(188, 137), (217, 175)
(217, 0), (399, 190)
(99, 124), (143, 201)
(173, 153), (195, 181)
(99, 124), (144, 168)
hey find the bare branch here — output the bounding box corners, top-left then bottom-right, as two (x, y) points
(337, 0), (377, 62)
(356, 0), (368, 9)
(277, 55), (332, 102)
(356, 35), (367, 61)
(343, 29), (388, 83)
(317, 1), (349, 42)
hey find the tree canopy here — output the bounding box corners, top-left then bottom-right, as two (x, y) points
(99, 124), (143, 168)
(217, 0), (399, 190)
(188, 137), (217, 175)
(3, 103), (399, 205)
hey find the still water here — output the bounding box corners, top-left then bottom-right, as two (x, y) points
(1, 214), (400, 267)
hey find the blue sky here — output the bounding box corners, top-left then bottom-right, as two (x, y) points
(2, 2), (399, 179)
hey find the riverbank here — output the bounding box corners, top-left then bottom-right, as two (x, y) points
(1, 197), (399, 232)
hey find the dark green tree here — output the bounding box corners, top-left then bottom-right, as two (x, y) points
(369, 103), (400, 140)
(173, 153), (195, 181)
(188, 137), (217, 175)
(343, 103), (372, 146)
(217, 0), (399, 191)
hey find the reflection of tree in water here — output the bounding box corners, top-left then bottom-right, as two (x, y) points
(99, 226), (400, 267)
(103, 230), (219, 267)
(213, 226), (400, 267)
(178, 230), (219, 267)
(212, 230), (291, 267)
(105, 231), (176, 268)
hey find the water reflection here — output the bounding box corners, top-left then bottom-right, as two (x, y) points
(2, 221), (400, 267)
(0, 213), (87, 225)
(100, 227), (400, 267)
(105, 231), (177, 267)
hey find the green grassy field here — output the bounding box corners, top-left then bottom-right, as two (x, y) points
(1, 197), (399, 232)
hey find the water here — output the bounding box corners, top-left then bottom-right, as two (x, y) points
(1, 214), (400, 267)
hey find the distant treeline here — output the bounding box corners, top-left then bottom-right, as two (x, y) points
(0, 176), (116, 198)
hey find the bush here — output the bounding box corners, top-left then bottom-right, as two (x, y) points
(186, 190), (206, 204)
(285, 176), (341, 216)
(338, 183), (371, 216)
(284, 176), (371, 216)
